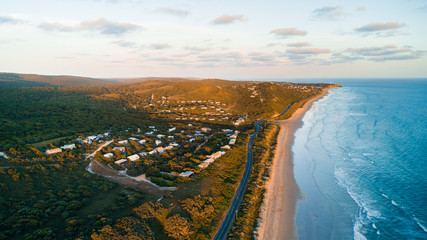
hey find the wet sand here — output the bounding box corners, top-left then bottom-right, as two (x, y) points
(257, 87), (334, 240)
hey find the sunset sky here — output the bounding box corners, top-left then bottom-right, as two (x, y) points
(1, 0), (426, 79)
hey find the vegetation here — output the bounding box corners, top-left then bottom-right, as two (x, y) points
(0, 73), (332, 239)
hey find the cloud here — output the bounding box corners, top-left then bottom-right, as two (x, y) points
(39, 18), (141, 35)
(211, 14), (245, 24)
(311, 6), (344, 20)
(248, 52), (275, 62)
(155, 7), (189, 17)
(346, 45), (424, 62)
(287, 42), (311, 47)
(183, 46), (210, 52)
(0, 15), (23, 24)
(356, 6), (366, 12)
(287, 48), (330, 54)
(354, 22), (404, 32)
(149, 43), (171, 50)
(270, 28), (307, 38)
(112, 40), (137, 48)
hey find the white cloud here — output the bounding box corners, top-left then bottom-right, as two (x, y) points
(211, 15), (246, 24)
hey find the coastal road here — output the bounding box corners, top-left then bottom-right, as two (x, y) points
(213, 89), (321, 240)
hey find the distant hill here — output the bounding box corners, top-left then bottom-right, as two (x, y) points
(110, 77), (202, 84)
(0, 72), (117, 87)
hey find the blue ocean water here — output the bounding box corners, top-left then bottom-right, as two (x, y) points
(292, 80), (427, 239)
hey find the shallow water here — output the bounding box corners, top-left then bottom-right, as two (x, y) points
(292, 80), (427, 239)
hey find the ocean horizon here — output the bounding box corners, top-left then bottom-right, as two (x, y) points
(290, 79), (426, 239)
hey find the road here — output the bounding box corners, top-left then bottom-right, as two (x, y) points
(214, 90), (320, 240)
(84, 140), (113, 161)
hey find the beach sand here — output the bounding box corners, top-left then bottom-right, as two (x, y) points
(257, 87), (334, 240)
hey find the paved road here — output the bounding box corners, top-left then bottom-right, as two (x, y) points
(214, 90), (320, 240)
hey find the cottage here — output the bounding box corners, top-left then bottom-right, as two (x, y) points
(128, 154), (140, 162)
(118, 140), (129, 145)
(87, 135), (97, 141)
(156, 147), (166, 153)
(115, 159), (127, 165)
(138, 152), (147, 157)
(170, 142), (180, 147)
(148, 149), (157, 155)
(155, 140), (162, 146)
(179, 171), (195, 178)
(113, 147), (126, 152)
(139, 139), (146, 144)
(103, 153), (114, 158)
(168, 127), (176, 132)
(157, 134), (165, 138)
(229, 139), (236, 145)
(129, 137), (139, 141)
(221, 145), (231, 150)
(198, 162), (210, 169)
(60, 144), (75, 150)
(201, 127), (211, 132)
(45, 148), (62, 155)
(210, 151), (226, 159)
(148, 126), (156, 129)
(0, 152), (9, 159)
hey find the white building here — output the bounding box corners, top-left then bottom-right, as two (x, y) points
(45, 148), (62, 155)
(60, 144), (76, 150)
(118, 140), (129, 145)
(115, 159), (127, 165)
(103, 153), (114, 158)
(155, 140), (162, 145)
(128, 154), (140, 162)
(179, 171), (194, 178)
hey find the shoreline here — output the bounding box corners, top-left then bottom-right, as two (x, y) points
(257, 86), (335, 240)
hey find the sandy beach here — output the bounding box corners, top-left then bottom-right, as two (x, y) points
(257, 87), (334, 240)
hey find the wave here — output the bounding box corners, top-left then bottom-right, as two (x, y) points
(349, 113), (368, 116)
(413, 216), (427, 233)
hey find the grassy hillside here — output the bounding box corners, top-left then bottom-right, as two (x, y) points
(0, 73), (117, 87)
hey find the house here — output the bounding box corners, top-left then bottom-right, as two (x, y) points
(164, 146), (174, 150)
(139, 139), (146, 145)
(179, 171), (195, 178)
(61, 144), (76, 150)
(148, 126), (156, 129)
(155, 140), (162, 146)
(157, 134), (165, 138)
(129, 137), (139, 141)
(146, 132), (154, 135)
(148, 149), (157, 155)
(189, 138), (196, 142)
(210, 151), (225, 159)
(87, 135), (97, 141)
(168, 136), (174, 139)
(128, 154), (140, 162)
(198, 162), (210, 169)
(168, 127), (176, 132)
(45, 148), (62, 155)
(138, 152), (147, 157)
(118, 140), (129, 145)
(156, 147), (166, 153)
(115, 159), (127, 165)
(201, 127), (211, 132)
(170, 142), (180, 147)
(113, 147), (126, 152)
(103, 153), (114, 158)
(229, 139), (236, 145)
(221, 145), (231, 150)
(222, 129), (233, 133)
(0, 152), (9, 159)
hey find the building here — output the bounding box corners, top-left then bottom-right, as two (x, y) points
(139, 139), (146, 144)
(60, 144), (75, 150)
(201, 127), (211, 132)
(138, 152), (147, 157)
(168, 127), (176, 132)
(113, 147), (126, 152)
(118, 140), (129, 145)
(198, 162), (210, 169)
(210, 151), (226, 159)
(157, 134), (165, 138)
(221, 145), (231, 150)
(149, 126), (156, 129)
(128, 154), (140, 162)
(45, 148), (62, 155)
(156, 147), (166, 153)
(229, 139), (236, 145)
(103, 153), (114, 158)
(129, 137), (139, 141)
(155, 140), (162, 146)
(115, 159), (127, 165)
(179, 171), (195, 178)
(0, 152), (9, 159)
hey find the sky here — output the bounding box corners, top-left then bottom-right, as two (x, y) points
(1, 0), (426, 79)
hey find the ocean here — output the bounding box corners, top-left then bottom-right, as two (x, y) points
(291, 80), (427, 239)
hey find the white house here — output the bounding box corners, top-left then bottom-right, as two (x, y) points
(45, 148), (62, 155)
(103, 153), (114, 158)
(168, 127), (176, 132)
(179, 171), (194, 178)
(229, 139), (236, 145)
(148, 126), (156, 129)
(0, 152), (8, 159)
(138, 152), (147, 157)
(61, 144), (76, 150)
(115, 159), (127, 165)
(129, 137), (139, 141)
(113, 147), (126, 152)
(157, 134), (165, 138)
(128, 154), (140, 162)
(155, 140), (162, 146)
(139, 139), (146, 144)
(221, 145), (231, 150)
(118, 140), (129, 145)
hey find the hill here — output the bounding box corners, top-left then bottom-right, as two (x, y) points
(0, 72), (117, 87)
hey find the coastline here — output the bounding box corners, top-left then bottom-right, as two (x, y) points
(257, 86), (334, 240)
